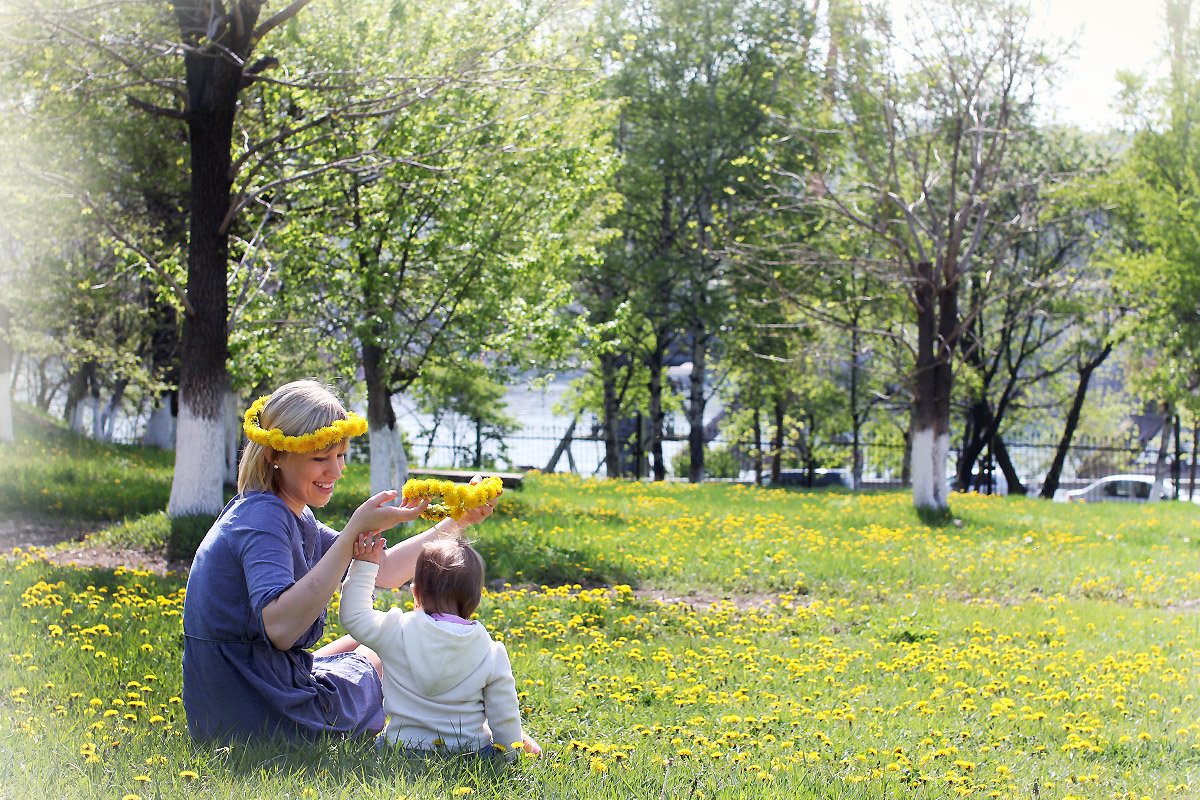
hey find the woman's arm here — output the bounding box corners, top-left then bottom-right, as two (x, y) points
(373, 517), (464, 589)
(261, 490), (425, 650)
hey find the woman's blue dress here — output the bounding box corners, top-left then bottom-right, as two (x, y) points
(182, 491), (384, 743)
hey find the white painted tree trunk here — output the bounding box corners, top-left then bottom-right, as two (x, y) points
(0, 365), (11, 444)
(143, 400), (176, 449)
(223, 390), (241, 486)
(167, 401), (226, 516)
(369, 423), (409, 498)
(69, 399), (87, 433)
(90, 397), (105, 440)
(911, 426), (950, 511)
(97, 395), (121, 442)
(1151, 414), (1173, 501)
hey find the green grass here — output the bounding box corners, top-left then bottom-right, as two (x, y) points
(2, 413), (1200, 798)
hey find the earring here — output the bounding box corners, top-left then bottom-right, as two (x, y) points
(273, 464), (280, 470)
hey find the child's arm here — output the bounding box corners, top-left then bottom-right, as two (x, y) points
(482, 642), (540, 757)
(337, 556), (390, 650)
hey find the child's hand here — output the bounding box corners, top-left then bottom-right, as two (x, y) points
(520, 732), (542, 757)
(352, 531), (387, 564)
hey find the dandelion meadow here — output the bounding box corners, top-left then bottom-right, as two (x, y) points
(2, 428), (1200, 798)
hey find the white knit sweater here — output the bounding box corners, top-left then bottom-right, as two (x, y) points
(339, 560), (523, 752)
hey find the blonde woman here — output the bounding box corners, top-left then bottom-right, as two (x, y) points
(182, 380), (498, 743)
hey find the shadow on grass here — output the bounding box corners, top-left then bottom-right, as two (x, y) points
(475, 527), (636, 589)
(915, 506), (957, 528)
(211, 734), (527, 791)
(167, 514), (217, 561)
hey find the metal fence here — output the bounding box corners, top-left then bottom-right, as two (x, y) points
(405, 423), (1200, 497)
(74, 400), (1198, 499)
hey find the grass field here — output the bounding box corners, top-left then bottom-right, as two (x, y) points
(2, 409), (1199, 799)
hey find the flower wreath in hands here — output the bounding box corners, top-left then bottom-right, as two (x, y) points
(402, 476), (503, 522)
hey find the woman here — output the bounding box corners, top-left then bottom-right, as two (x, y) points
(181, 380), (496, 743)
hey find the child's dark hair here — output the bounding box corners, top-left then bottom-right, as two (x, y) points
(413, 538), (485, 619)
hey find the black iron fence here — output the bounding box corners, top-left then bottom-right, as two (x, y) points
(407, 425), (1200, 500)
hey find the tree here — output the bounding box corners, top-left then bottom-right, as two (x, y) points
(273, 0), (614, 495)
(587, 0), (818, 482)
(772, 0), (1065, 509)
(0, 11), (189, 445)
(412, 363), (520, 470)
(6, 0), (327, 514)
(1108, 0), (1200, 457)
(949, 131), (1114, 496)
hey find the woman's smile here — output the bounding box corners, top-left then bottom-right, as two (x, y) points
(273, 443), (348, 514)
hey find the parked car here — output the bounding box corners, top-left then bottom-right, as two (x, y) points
(949, 470), (1009, 496)
(1053, 474), (1200, 504)
(773, 468), (854, 489)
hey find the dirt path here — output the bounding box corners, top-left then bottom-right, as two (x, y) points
(0, 516), (105, 550)
(0, 516), (181, 575)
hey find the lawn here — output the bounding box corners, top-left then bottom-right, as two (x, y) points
(1, 411), (1199, 799)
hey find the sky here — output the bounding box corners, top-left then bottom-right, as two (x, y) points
(885, 0), (1168, 130)
(1034, 0), (1166, 129)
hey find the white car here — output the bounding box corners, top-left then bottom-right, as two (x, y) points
(1054, 474), (1198, 503)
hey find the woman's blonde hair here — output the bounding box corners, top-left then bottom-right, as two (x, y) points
(237, 380), (351, 495)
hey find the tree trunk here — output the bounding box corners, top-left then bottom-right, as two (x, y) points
(1151, 407), (1174, 501)
(223, 389), (242, 486)
(473, 416), (483, 470)
(849, 326), (862, 488)
(143, 391), (177, 449)
(543, 416), (578, 473)
(0, 307), (12, 443)
(910, 262), (953, 510)
(97, 379), (130, 442)
(686, 321), (708, 483)
(167, 29), (246, 517)
(1190, 419), (1198, 502)
(1040, 341), (1112, 499)
(647, 347), (667, 481)
(752, 404), (763, 485)
(601, 352), (622, 478)
(67, 362), (100, 434)
(770, 396), (784, 483)
(363, 339), (406, 496)
(992, 436), (1024, 496)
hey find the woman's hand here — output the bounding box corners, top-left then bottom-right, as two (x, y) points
(345, 490), (428, 539)
(352, 531), (387, 564)
(443, 474), (501, 533)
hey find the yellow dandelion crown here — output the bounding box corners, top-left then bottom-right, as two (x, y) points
(402, 476), (503, 522)
(242, 394), (368, 453)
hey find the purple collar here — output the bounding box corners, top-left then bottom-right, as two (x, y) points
(428, 612), (475, 626)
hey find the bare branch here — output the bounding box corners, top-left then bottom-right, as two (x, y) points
(251, 0), (314, 42)
(126, 94), (186, 120)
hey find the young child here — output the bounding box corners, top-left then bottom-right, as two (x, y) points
(339, 531), (541, 758)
